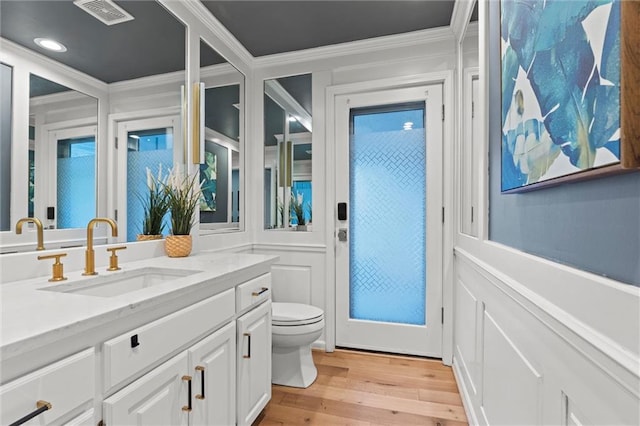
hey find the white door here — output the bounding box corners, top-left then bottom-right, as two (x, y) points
(39, 126), (97, 229)
(103, 352), (190, 426)
(335, 84), (444, 357)
(189, 322), (236, 426)
(236, 301), (271, 426)
(116, 115), (181, 242)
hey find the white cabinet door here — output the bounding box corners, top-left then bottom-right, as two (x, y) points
(103, 352), (189, 426)
(189, 322), (236, 426)
(236, 301), (272, 426)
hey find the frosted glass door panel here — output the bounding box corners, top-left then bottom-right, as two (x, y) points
(126, 128), (173, 242)
(350, 109), (426, 325)
(57, 137), (95, 228)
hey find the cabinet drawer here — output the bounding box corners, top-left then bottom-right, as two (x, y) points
(0, 348), (94, 426)
(103, 288), (235, 393)
(236, 273), (271, 313)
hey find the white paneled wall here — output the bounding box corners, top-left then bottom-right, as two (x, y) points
(252, 245), (326, 347)
(453, 250), (640, 426)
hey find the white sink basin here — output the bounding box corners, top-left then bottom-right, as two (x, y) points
(40, 267), (202, 297)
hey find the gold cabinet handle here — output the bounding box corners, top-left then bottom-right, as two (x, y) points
(195, 366), (205, 400)
(106, 246), (127, 271)
(182, 375), (192, 412)
(37, 253), (67, 282)
(8, 400), (52, 426)
(252, 287), (269, 297)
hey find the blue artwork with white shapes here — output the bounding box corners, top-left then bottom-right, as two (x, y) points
(501, 0), (621, 191)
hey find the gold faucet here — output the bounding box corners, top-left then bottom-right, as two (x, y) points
(15, 217), (45, 251)
(83, 218), (118, 276)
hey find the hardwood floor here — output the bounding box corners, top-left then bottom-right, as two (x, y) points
(254, 349), (468, 426)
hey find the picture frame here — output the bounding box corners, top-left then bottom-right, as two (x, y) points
(500, 0), (639, 193)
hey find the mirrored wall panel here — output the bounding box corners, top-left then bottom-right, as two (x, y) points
(0, 63), (12, 231)
(0, 0), (186, 250)
(199, 39), (244, 231)
(264, 73), (312, 230)
(460, 1), (480, 237)
(29, 73), (98, 229)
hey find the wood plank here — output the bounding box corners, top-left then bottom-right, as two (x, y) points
(255, 349), (468, 426)
(273, 388), (466, 426)
(275, 383), (466, 422)
(315, 353), (456, 381)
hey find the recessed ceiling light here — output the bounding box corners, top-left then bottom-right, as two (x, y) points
(34, 38), (67, 52)
(403, 121), (414, 130)
(129, 134), (140, 139)
(288, 116), (298, 122)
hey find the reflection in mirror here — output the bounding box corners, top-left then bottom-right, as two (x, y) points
(0, 63), (12, 231)
(264, 74), (312, 231)
(460, 1), (480, 237)
(199, 39), (244, 231)
(29, 74), (98, 229)
(1, 0), (186, 250)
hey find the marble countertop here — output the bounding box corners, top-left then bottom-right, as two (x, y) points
(0, 252), (278, 361)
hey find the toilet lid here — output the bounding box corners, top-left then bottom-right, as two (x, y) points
(272, 302), (324, 326)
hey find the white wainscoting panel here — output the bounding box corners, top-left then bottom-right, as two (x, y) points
(454, 279), (480, 396)
(271, 265), (312, 304)
(453, 249), (640, 426)
(252, 244), (326, 348)
(481, 311), (542, 426)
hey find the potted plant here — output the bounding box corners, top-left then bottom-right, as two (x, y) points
(137, 167), (170, 241)
(290, 191), (308, 231)
(165, 168), (201, 257)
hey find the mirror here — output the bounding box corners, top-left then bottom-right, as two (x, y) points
(459, 1), (480, 237)
(0, 63), (12, 232)
(198, 39), (244, 232)
(264, 74), (313, 231)
(0, 0), (186, 251)
(29, 73), (98, 229)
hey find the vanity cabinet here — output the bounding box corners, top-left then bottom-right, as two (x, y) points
(0, 348), (94, 426)
(237, 300), (272, 426)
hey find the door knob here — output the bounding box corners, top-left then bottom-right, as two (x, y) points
(338, 228), (348, 242)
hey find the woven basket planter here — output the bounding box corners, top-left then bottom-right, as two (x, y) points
(165, 235), (192, 257)
(136, 234), (163, 242)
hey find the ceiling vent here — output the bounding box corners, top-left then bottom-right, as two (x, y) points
(73, 0), (134, 26)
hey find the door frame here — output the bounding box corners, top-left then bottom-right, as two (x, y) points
(325, 71), (455, 364)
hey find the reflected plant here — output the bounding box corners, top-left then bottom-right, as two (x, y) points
(166, 166), (201, 236)
(290, 191), (307, 226)
(138, 165), (170, 236)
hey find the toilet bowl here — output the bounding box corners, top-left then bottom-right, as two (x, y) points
(272, 302), (324, 388)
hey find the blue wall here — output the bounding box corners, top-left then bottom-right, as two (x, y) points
(488, 1), (640, 287)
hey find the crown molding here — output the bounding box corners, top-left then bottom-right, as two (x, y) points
(108, 70), (185, 93)
(254, 26), (454, 69)
(180, 0), (254, 69)
(451, 0), (476, 41)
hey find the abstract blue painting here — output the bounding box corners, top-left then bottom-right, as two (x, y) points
(501, 0), (621, 192)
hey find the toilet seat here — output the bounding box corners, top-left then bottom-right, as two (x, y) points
(272, 302), (324, 326)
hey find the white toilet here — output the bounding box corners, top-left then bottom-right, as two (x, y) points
(271, 302), (325, 388)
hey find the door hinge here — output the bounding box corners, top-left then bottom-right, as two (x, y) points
(114, 209), (118, 222)
(442, 207), (445, 223)
(442, 104), (445, 121)
(471, 206), (474, 223)
(115, 137), (118, 149)
(441, 307), (444, 324)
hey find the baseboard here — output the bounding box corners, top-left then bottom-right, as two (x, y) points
(453, 357), (479, 426)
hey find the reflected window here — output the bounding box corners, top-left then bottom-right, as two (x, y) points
(57, 136), (96, 228)
(126, 127), (173, 242)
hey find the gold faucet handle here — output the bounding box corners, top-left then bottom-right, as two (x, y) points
(37, 253), (67, 282)
(106, 246), (127, 271)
